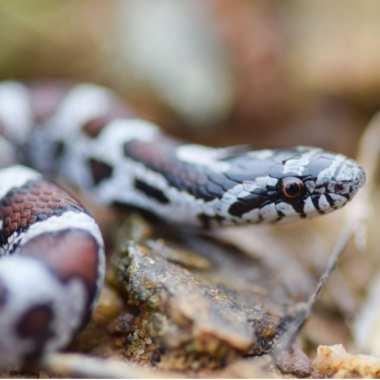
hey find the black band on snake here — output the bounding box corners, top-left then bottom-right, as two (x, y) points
(0, 80), (366, 367)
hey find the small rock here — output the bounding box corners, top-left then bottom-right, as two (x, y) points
(277, 344), (313, 378)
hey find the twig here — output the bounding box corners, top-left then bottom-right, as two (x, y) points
(272, 222), (357, 359)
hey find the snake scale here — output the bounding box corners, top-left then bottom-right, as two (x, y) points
(0, 80), (365, 367)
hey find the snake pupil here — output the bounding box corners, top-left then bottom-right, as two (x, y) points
(285, 182), (300, 196)
(280, 177), (304, 201)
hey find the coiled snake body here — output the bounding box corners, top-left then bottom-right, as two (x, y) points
(0, 81), (365, 367)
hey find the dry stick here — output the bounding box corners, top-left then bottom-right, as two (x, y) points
(274, 112), (380, 358)
(272, 223), (356, 359)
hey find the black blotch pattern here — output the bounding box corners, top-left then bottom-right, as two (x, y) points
(292, 199), (306, 215)
(90, 159), (113, 185)
(311, 195), (322, 213)
(229, 202), (254, 217)
(229, 191), (269, 217)
(324, 193), (335, 208)
(134, 179), (170, 204)
(267, 191), (279, 202)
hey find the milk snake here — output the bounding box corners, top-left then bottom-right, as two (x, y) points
(0, 80), (365, 367)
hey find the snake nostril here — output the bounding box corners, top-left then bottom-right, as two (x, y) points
(334, 184), (344, 192)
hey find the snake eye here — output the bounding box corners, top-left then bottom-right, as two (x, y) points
(280, 177), (304, 201)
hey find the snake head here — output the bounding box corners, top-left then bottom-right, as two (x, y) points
(256, 147), (365, 222)
(218, 146), (365, 225)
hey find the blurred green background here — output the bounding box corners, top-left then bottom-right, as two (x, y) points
(1, 0), (379, 155)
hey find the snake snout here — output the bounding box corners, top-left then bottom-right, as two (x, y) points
(281, 149), (366, 219)
(331, 159), (366, 202)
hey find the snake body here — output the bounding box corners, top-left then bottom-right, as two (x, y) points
(0, 81), (365, 367)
